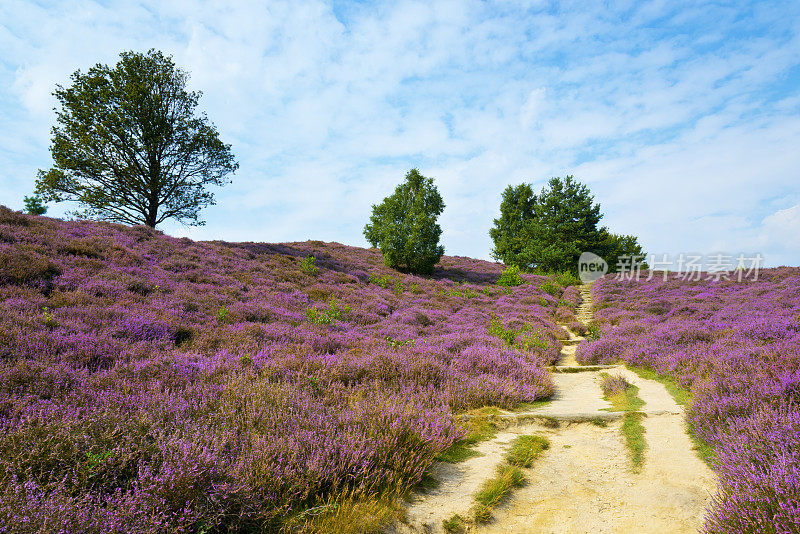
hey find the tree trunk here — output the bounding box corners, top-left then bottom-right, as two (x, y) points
(145, 203), (158, 227)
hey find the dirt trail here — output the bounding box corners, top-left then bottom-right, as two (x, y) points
(397, 284), (717, 534)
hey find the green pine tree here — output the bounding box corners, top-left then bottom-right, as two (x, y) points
(490, 175), (644, 273)
(489, 183), (536, 268)
(597, 231), (647, 272)
(22, 195), (48, 215)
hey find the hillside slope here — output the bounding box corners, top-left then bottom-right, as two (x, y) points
(0, 207), (571, 532)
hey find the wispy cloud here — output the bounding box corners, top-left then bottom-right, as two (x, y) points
(1, 0), (798, 266)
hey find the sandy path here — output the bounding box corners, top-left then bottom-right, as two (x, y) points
(395, 430), (519, 532)
(396, 284), (717, 533)
(480, 418), (715, 534)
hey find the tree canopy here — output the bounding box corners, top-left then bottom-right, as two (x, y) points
(35, 49), (238, 228)
(490, 176), (644, 273)
(488, 183), (537, 269)
(364, 169), (445, 274)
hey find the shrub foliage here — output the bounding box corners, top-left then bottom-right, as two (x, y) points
(364, 169), (445, 274)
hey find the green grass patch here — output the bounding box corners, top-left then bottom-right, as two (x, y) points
(627, 366), (691, 406)
(287, 487), (405, 534)
(505, 435), (549, 467)
(599, 373), (645, 412)
(447, 282), (479, 298)
(687, 420), (716, 467)
(547, 271), (581, 288)
(472, 503), (492, 524)
(599, 373), (647, 472)
(488, 316), (518, 345)
(367, 273), (393, 288)
(299, 255), (319, 276)
(621, 412), (647, 473)
(437, 408), (500, 463)
(468, 434), (550, 524)
(496, 265), (523, 287)
(474, 464), (525, 506)
(539, 280), (560, 296)
(488, 317), (550, 353)
(527, 269), (581, 289)
(442, 514), (468, 533)
(626, 366), (716, 466)
(437, 442), (481, 464)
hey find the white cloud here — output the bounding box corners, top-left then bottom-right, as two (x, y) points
(754, 204), (800, 266)
(761, 204), (800, 241)
(520, 87), (546, 129)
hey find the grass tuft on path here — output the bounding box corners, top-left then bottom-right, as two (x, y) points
(599, 373), (647, 472)
(473, 464), (525, 523)
(442, 513), (468, 533)
(505, 435), (550, 467)
(474, 464), (525, 509)
(620, 412), (647, 473)
(600, 373), (645, 412)
(467, 434), (550, 525)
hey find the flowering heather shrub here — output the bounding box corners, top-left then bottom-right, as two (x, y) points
(600, 374), (630, 397)
(582, 271), (800, 532)
(0, 246), (61, 285)
(560, 285), (581, 307)
(567, 319), (589, 336)
(575, 335), (623, 364)
(554, 305), (575, 322)
(0, 209), (562, 532)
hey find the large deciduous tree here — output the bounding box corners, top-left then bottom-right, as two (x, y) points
(364, 168), (445, 274)
(35, 49), (238, 228)
(490, 175), (644, 273)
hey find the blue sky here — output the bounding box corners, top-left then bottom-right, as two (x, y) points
(2, 0), (799, 267)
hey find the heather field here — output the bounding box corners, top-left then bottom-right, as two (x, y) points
(0, 207), (572, 532)
(4, 203), (800, 533)
(578, 272), (800, 533)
